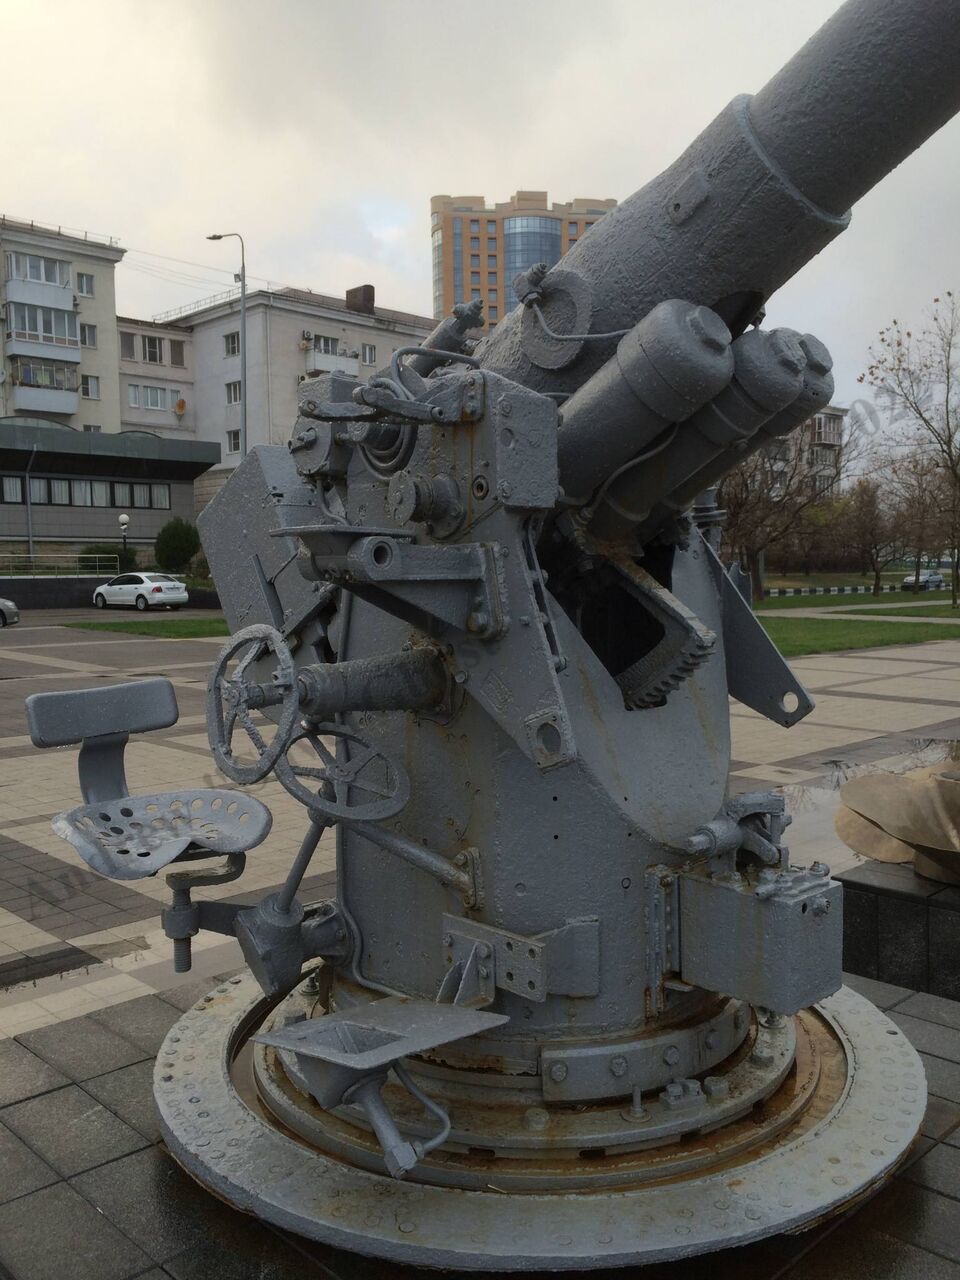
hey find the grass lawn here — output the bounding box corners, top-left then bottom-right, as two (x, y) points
(760, 615), (960, 657)
(764, 572), (909, 590)
(759, 589), (955, 610)
(66, 618), (229, 639)
(843, 602), (960, 619)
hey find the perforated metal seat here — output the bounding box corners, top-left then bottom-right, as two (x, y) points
(26, 679), (271, 880)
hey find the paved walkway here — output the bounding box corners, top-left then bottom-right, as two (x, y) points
(2, 618), (960, 1277)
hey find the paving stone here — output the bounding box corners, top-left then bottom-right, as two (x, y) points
(785, 1219), (960, 1279)
(71, 1146), (252, 1264)
(17, 1014), (148, 1082)
(0, 1038), (69, 1108)
(88, 995), (180, 1055)
(903, 1141), (960, 1199)
(159, 976), (225, 1012)
(930, 904), (960, 1001)
(841, 972), (912, 1010)
(892, 1011), (960, 1063)
(859, 1179), (960, 1262)
(0, 1181), (151, 1280)
(1, 1084), (148, 1178)
(922, 1053), (960, 1104)
(81, 1060), (161, 1142)
(840, 886), (877, 979)
(162, 1217), (332, 1279)
(922, 1094), (960, 1140)
(0, 1121), (59, 1205)
(897, 991), (960, 1031)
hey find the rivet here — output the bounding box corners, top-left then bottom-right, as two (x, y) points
(549, 1062), (568, 1083)
(662, 1045), (680, 1066)
(398, 1221), (416, 1234)
(609, 1055), (628, 1077)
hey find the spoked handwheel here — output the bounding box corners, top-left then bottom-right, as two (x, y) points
(274, 721), (410, 823)
(207, 624), (299, 784)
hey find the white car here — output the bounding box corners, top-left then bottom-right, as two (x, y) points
(93, 573), (189, 611)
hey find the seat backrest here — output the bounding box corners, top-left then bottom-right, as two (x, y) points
(25, 678), (179, 748)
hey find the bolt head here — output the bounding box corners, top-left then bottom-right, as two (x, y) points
(609, 1055), (628, 1078)
(549, 1062), (568, 1083)
(662, 1045), (681, 1066)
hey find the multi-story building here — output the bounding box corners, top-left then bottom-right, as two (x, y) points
(153, 283), (433, 506)
(430, 191), (617, 331)
(768, 404), (846, 499)
(118, 316), (195, 438)
(0, 216), (126, 433)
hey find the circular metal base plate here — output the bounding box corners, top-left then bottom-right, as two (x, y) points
(155, 977), (925, 1272)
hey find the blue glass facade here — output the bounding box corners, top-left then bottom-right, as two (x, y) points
(452, 217), (463, 306)
(431, 228), (443, 319)
(503, 216), (562, 312)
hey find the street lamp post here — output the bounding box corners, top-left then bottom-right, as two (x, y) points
(206, 232), (247, 459)
(118, 513), (129, 568)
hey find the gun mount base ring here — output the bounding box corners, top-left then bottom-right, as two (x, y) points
(156, 975), (924, 1272)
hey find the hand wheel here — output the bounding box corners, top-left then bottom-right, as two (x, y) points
(274, 721), (410, 823)
(207, 624), (299, 784)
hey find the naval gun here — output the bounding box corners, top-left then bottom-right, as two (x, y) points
(26, 0), (960, 1269)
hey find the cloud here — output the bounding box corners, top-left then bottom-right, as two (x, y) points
(3, 0), (958, 411)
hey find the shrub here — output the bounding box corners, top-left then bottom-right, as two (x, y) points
(81, 542), (137, 573)
(155, 518), (201, 573)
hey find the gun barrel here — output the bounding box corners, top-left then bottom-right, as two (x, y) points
(475, 0), (960, 400)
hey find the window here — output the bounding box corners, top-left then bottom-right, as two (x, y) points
(568, 221), (579, 235)
(568, 237), (577, 246)
(226, 429), (241, 453)
(9, 303), (79, 347)
(80, 374), (100, 399)
(91, 480), (110, 506)
(79, 323), (97, 348)
(225, 381), (241, 405)
(127, 384), (140, 408)
(120, 332), (135, 360)
(471, 289), (481, 300)
(169, 339), (185, 367)
(471, 272), (480, 285)
(83, 425), (101, 433)
(488, 290), (497, 302)
(72, 479), (92, 506)
(487, 238), (496, 252)
(488, 273), (498, 286)
(470, 254), (480, 268)
(50, 479), (70, 505)
(1, 476), (22, 503)
(488, 255), (497, 268)
(169, 388), (182, 410)
(113, 482), (131, 506)
(133, 483), (151, 508)
(469, 237), (480, 250)
(224, 331), (240, 357)
(314, 335), (339, 355)
(487, 220), (496, 234)
(151, 484), (171, 509)
(469, 219), (480, 232)
(29, 477), (48, 504)
(5, 253), (71, 287)
(10, 356), (77, 390)
(488, 306), (498, 322)
(142, 335), (163, 363)
(361, 343), (376, 365)
(76, 272), (94, 296)
(143, 385), (167, 410)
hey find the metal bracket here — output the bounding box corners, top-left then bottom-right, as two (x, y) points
(441, 915), (599, 1004)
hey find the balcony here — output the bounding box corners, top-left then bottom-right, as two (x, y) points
(305, 351), (360, 377)
(4, 276), (76, 311)
(11, 384), (79, 415)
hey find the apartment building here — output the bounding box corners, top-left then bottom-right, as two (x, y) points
(768, 405), (847, 499)
(118, 316), (195, 437)
(430, 191), (617, 331)
(0, 216), (125, 433)
(155, 283), (433, 505)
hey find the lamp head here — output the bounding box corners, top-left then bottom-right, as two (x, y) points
(206, 234), (223, 241)
(118, 513), (130, 531)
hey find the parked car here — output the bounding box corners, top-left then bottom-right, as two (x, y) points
(901, 570), (946, 590)
(93, 573), (189, 611)
(0, 596), (20, 626)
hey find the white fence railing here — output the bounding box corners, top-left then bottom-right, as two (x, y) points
(0, 553), (119, 577)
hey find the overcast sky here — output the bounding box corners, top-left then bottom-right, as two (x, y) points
(5, 0), (959, 412)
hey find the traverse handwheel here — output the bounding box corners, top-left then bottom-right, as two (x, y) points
(275, 721), (410, 823)
(207, 624), (299, 784)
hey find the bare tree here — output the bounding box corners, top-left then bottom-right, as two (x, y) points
(862, 293), (960, 604)
(885, 448), (952, 594)
(836, 474), (904, 595)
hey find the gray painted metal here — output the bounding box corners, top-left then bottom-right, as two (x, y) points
(155, 977), (926, 1270)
